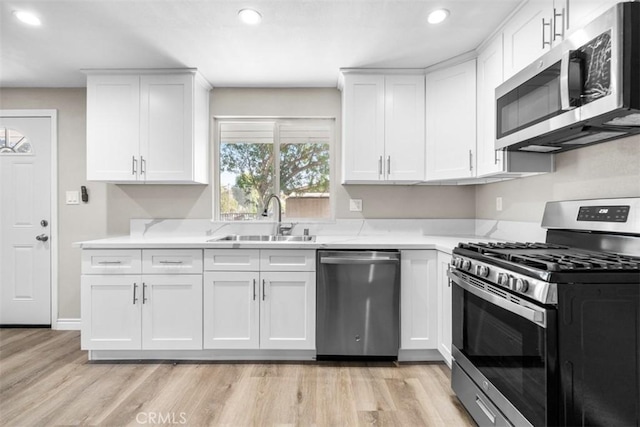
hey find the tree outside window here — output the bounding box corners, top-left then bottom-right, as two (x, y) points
(218, 120), (332, 220)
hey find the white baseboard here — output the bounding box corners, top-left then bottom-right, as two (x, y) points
(55, 318), (81, 330)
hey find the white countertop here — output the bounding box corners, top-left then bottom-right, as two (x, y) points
(75, 234), (501, 254)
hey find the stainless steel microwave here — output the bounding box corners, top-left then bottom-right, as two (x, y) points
(495, 2), (640, 153)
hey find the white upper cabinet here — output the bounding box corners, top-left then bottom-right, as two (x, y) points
(86, 75), (140, 181)
(384, 76), (426, 181)
(503, 0), (622, 80)
(86, 69), (211, 184)
(476, 35), (505, 177)
(425, 59), (476, 181)
(503, 0), (553, 80)
(564, 0), (621, 35)
(341, 72), (425, 183)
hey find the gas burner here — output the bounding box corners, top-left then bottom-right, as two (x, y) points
(458, 242), (640, 273)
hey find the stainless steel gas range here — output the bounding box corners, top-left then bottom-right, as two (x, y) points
(450, 198), (640, 427)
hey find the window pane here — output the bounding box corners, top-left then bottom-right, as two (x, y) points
(220, 142), (274, 221)
(279, 142), (330, 219)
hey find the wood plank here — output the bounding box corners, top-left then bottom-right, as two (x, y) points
(0, 329), (474, 426)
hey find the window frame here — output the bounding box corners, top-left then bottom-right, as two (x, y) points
(213, 117), (335, 222)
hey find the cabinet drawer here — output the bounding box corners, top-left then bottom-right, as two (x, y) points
(260, 250), (316, 272)
(82, 250), (142, 275)
(204, 249), (260, 271)
(142, 249), (203, 274)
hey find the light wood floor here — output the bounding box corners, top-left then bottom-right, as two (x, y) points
(0, 328), (474, 426)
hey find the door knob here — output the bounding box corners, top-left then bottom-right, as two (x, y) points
(36, 234), (49, 242)
(40, 220), (48, 227)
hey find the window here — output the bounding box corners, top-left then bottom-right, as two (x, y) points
(0, 128), (33, 154)
(217, 119), (332, 221)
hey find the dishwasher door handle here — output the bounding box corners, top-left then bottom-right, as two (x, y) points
(320, 257), (399, 265)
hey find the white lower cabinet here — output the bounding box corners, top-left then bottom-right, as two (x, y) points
(203, 249), (316, 351)
(437, 252), (453, 367)
(81, 249), (203, 351)
(203, 271), (259, 349)
(400, 250), (438, 350)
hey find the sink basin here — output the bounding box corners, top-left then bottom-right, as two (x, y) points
(208, 234), (316, 242)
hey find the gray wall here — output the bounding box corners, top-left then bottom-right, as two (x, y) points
(475, 136), (640, 222)
(4, 86), (638, 319)
(0, 87), (475, 319)
(210, 88), (476, 219)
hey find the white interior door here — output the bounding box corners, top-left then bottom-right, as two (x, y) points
(0, 116), (52, 325)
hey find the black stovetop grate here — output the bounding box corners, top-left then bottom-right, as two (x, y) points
(458, 242), (640, 272)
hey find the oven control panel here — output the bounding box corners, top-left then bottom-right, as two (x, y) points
(577, 205), (630, 222)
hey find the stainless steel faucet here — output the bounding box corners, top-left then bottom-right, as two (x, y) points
(261, 194), (292, 235)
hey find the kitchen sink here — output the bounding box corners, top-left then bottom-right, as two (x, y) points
(207, 234), (316, 242)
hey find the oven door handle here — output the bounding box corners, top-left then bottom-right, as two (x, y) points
(448, 270), (547, 328)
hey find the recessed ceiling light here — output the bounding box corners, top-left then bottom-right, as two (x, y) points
(13, 10), (42, 26)
(238, 8), (262, 25)
(428, 9), (449, 25)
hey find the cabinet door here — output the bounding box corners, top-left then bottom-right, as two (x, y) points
(260, 271), (316, 350)
(425, 60), (477, 181)
(436, 252), (453, 367)
(86, 74), (140, 181)
(141, 275), (203, 350)
(203, 271), (260, 349)
(400, 251), (438, 350)
(476, 35), (506, 177)
(342, 74), (385, 182)
(384, 75), (425, 181)
(81, 275), (141, 350)
(139, 74), (194, 182)
(503, 0), (552, 80)
(565, 0), (619, 35)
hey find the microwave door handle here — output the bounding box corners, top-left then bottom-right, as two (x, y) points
(448, 269), (547, 328)
(560, 50), (582, 111)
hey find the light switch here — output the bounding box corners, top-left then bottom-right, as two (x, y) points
(66, 191), (79, 205)
(349, 199), (363, 212)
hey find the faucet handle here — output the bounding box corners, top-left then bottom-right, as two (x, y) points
(279, 223), (295, 236)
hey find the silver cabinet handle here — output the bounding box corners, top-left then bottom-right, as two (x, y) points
(475, 396), (496, 425)
(386, 156), (391, 175)
(36, 234), (49, 242)
(542, 18), (552, 48)
(253, 279), (256, 301)
(378, 155), (383, 177)
(98, 260), (122, 265)
(132, 156), (137, 175)
(140, 156), (146, 175)
(142, 283), (147, 304)
(494, 148), (501, 165)
(159, 260), (183, 264)
(262, 279), (266, 301)
(469, 150), (473, 172)
(553, 7), (565, 41)
(133, 283), (138, 304)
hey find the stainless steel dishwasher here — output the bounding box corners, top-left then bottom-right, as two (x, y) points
(316, 250), (400, 359)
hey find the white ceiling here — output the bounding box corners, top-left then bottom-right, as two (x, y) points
(0, 0), (522, 88)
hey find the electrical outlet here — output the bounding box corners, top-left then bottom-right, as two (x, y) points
(496, 196), (503, 212)
(66, 191), (79, 205)
(349, 199), (363, 212)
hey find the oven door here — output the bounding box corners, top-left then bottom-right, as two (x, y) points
(449, 269), (558, 427)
